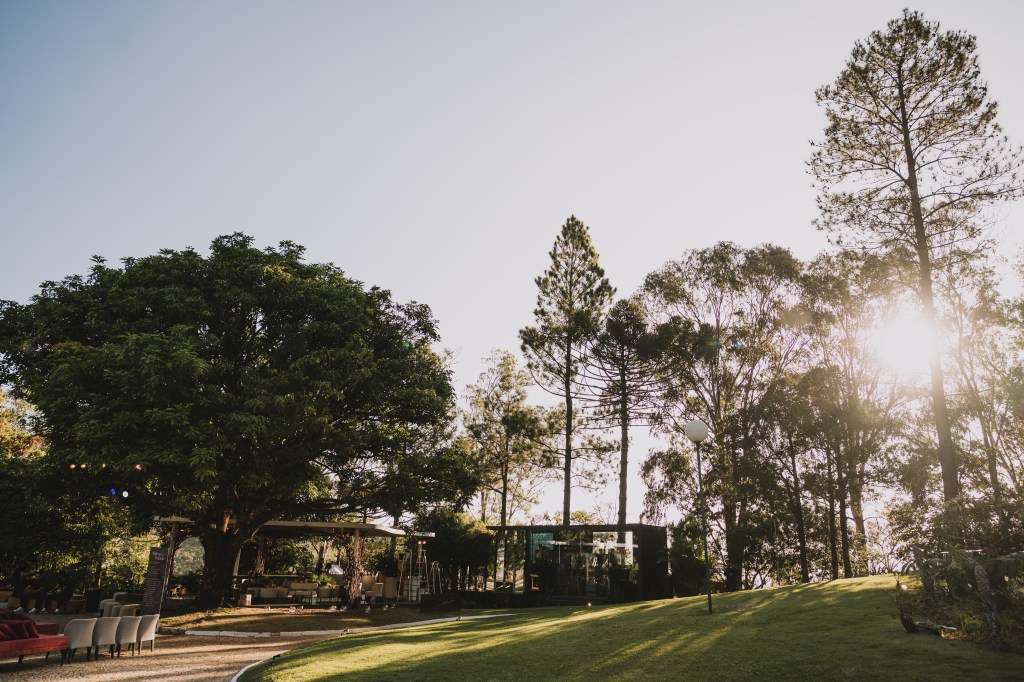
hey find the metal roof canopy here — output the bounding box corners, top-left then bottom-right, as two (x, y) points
(154, 516), (405, 538)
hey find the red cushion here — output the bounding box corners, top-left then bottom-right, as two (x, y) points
(0, 610), (31, 621)
(0, 634), (68, 658)
(2, 622), (27, 639)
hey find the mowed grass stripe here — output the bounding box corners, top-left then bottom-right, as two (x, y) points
(239, 575), (1021, 681)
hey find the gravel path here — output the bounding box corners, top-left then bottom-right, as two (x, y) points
(0, 632), (331, 682)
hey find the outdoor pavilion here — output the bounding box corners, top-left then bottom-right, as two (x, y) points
(153, 516), (405, 594)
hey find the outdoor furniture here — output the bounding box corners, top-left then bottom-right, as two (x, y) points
(135, 615), (159, 654)
(383, 577), (398, 603)
(117, 605), (139, 617)
(60, 595), (86, 614)
(98, 600), (119, 617)
(316, 586), (340, 604)
(359, 575), (376, 602)
(0, 630), (68, 665)
(114, 616), (142, 656)
(91, 617), (119, 659)
(288, 582), (318, 604)
(61, 618), (96, 663)
(371, 583), (384, 604)
(107, 604), (123, 618)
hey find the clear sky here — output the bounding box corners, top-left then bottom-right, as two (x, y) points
(2, 0), (1022, 522)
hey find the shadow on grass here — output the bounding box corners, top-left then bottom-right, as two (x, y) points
(241, 576), (1020, 682)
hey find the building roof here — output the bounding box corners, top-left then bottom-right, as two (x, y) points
(154, 516), (405, 538)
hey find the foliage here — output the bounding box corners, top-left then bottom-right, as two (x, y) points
(0, 388), (143, 591)
(642, 242), (805, 590)
(810, 9), (1023, 505)
(583, 298), (663, 526)
(520, 215), (615, 525)
(668, 516), (710, 597)
(413, 507), (494, 591)
(0, 233), (476, 607)
(463, 350), (554, 526)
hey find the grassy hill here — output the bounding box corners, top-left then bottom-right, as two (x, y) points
(238, 575), (1021, 681)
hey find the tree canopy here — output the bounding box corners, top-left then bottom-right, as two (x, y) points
(0, 233), (476, 606)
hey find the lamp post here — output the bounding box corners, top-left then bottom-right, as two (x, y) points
(684, 418), (712, 615)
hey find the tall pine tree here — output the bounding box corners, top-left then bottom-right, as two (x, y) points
(520, 216), (614, 526)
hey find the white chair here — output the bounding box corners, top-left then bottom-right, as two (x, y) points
(360, 574), (376, 602)
(108, 603), (124, 617)
(92, 617), (120, 659)
(97, 599), (117, 616)
(117, 604), (139, 617)
(383, 577), (398, 603)
(62, 618), (96, 663)
(114, 616), (142, 656)
(135, 614), (159, 654)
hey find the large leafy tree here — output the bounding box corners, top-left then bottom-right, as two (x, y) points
(800, 252), (904, 577)
(464, 350), (552, 528)
(0, 234), (473, 607)
(520, 215), (615, 526)
(642, 242), (804, 591)
(810, 9), (1023, 505)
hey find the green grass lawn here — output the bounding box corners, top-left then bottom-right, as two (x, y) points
(238, 575), (1022, 681)
(160, 604), (442, 632)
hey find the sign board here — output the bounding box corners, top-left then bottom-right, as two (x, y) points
(141, 546), (170, 615)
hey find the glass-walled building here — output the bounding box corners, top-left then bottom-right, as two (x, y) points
(488, 524), (669, 605)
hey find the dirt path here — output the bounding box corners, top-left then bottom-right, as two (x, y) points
(0, 632), (331, 682)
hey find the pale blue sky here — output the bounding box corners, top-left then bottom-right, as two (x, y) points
(2, 1), (1022, 521)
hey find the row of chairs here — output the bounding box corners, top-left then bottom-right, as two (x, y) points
(97, 600), (139, 618)
(63, 614), (159, 663)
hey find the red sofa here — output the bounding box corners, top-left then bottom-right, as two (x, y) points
(0, 617), (67, 665)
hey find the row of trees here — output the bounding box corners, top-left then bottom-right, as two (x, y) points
(462, 10), (1023, 591)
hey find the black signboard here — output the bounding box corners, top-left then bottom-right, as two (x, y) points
(141, 547), (169, 615)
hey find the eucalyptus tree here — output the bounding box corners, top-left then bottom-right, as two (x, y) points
(0, 234), (475, 607)
(642, 242), (805, 591)
(810, 9), (1024, 505)
(800, 251), (904, 576)
(937, 254), (1024, 545)
(581, 298), (662, 528)
(520, 216), (615, 526)
(463, 350), (553, 528)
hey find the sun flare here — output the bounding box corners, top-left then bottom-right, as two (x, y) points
(871, 316), (938, 375)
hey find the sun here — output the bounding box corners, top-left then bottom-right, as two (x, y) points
(871, 315), (939, 376)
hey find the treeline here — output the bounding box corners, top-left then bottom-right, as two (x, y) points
(464, 10), (1024, 591)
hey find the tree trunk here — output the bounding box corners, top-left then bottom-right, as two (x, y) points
(500, 459), (509, 582)
(826, 451), (839, 581)
(563, 342), (573, 527)
(723, 502), (743, 592)
(618, 371), (629, 529)
(197, 520), (247, 609)
(315, 538), (332, 575)
(849, 474), (869, 575)
(898, 74), (959, 505)
(836, 460), (853, 579)
(789, 441), (809, 583)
